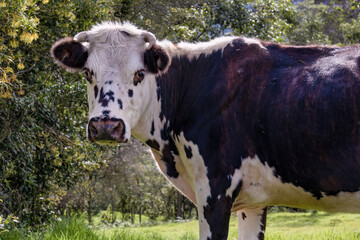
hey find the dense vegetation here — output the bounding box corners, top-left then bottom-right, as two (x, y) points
(1, 0), (360, 234)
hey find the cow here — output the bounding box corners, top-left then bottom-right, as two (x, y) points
(51, 22), (360, 240)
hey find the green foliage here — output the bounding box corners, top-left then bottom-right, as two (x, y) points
(100, 204), (116, 224)
(288, 0), (360, 44)
(0, 213), (20, 235)
(211, 0), (295, 42)
(111, 0), (295, 42)
(0, 0), (114, 228)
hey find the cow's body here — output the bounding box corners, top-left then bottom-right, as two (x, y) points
(51, 22), (360, 240)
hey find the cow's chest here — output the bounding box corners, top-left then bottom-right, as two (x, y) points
(150, 132), (215, 208)
(149, 135), (199, 204)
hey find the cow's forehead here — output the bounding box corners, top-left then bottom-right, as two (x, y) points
(86, 22), (145, 44)
(86, 45), (144, 78)
(83, 25), (148, 82)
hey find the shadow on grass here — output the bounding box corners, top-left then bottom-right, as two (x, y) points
(267, 212), (344, 228)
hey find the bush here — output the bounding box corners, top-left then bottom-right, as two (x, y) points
(35, 218), (98, 240)
(100, 204), (116, 224)
(0, 229), (27, 240)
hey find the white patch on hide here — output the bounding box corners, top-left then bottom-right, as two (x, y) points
(159, 35), (266, 63)
(237, 208), (265, 240)
(175, 132), (212, 240)
(242, 37), (266, 49)
(226, 168), (242, 198)
(231, 155), (360, 213)
(173, 37), (237, 61)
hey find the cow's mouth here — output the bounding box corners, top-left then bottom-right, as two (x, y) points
(92, 139), (129, 146)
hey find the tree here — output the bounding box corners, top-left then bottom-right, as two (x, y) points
(288, 0), (360, 45)
(0, 0), (114, 227)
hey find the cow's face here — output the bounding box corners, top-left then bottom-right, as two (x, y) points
(51, 23), (170, 144)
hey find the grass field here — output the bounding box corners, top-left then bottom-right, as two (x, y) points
(1, 212), (359, 239)
(99, 212), (360, 240)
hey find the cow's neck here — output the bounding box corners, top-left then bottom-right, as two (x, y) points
(133, 38), (237, 150)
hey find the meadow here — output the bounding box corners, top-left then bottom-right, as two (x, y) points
(113, 211), (360, 240)
(2, 211), (359, 240)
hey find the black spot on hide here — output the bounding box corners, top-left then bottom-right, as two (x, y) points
(99, 87), (115, 107)
(161, 144), (179, 178)
(169, 137), (179, 156)
(313, 191), (323, 200)
(258, 232), (265, 240)
(94, 85), (99, 99)
(145, 139), (160, 151)
(260, 207), (267, 232)
(203, 194), (233, 240)
(102, 110), (110, 117)
(160, 120), (171, 141)
(128, 89), (133, 97)
(150, 120), (155, 135)
(156, 80), (161, 101)
(184, 145), (193, 159)
(117, 99), (123, 109)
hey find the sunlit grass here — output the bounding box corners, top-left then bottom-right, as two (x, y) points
(116, 212), (360, 240)
(1, 212), (359, 239)
(265, 212), (360, 240)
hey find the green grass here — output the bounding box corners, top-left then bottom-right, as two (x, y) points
(265, 212), (360, 240)
(114, 212), (360, 240)
(0, 218), (195, 240)
(1, 212), (359, 239)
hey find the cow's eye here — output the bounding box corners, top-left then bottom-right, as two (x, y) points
(134, 69), (146, 86)
(82, 67), (93, 84)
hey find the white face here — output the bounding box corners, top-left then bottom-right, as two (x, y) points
(83, 36), (151, 143)
(84, 26), (165, 142)
(51, 22), (170, 144)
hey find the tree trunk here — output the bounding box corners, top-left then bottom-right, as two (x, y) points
(87, 174), (93, 224)
(177, 193), (182, 219)
(131, 205), (135, 224)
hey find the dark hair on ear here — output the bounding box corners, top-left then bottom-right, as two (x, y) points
(144, 44), (171, 74)
(51, 37), (88, 71)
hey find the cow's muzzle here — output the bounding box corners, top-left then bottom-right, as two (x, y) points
(88, 118), (128, 144)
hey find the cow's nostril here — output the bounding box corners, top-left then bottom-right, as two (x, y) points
(112, 125), (119, 135)
(90, 124), (98, 135)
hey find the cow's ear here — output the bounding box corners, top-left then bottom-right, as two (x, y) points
(144, 44), (171, 74)
(51, 37), (88, 71)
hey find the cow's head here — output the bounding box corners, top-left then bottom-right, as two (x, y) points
(51, 22), (170, 144)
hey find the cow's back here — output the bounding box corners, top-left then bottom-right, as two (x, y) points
(257, 44), (360, 195)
